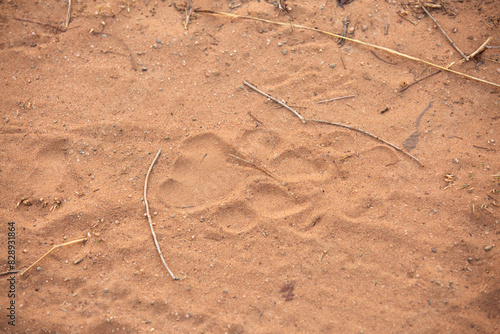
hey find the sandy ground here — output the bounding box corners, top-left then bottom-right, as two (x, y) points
(1, 0), (499, 333)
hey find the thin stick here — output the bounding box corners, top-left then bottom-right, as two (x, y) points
(247, 111), (264, 125)
(241, 80), (422, 166)
(184, 0), (193, 29)
(19, 238), (87, 276)
(195, 9), (500, 88)
(463, 37), (492, 62)
(14, 17), (67, 32)
(340, 56), (346, 69)
(397, 12), (418, 26)
(65, 0), (72, 28)
(338, 16), (350, 47)
(317, 95), (356, 104)
(91, 31), (137, 71)
(307, 119), (423, 166)
(419, 3), (468, 60)
(243, 81), (307, 123)
(0, 270), (20, 277)
(399, 70), (441, 93)
(370, 50), (398, 65)
(229, 154), (278, 180)
(144, 149), (178, 280)
(485, 57), (499, 64)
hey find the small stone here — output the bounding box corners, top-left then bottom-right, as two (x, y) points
(484, 245), (494, 251)
(142, 67), (147, 72)
(452, 28), (457, 33)
(282, 50), (288, 55)
(36, 267), (42, 271)
(330, 64), (336, 68)
(104, 288), (109, 293)
(431, 247), (437, 253)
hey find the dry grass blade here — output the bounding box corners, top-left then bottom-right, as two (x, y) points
(144, 149), (179, 280)
(196, 9), (500, 88)
(19, 237), (87, 276)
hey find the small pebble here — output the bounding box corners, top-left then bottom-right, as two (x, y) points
(431, 247), (437, 253)
(330, 64), (336, 68)
(104, 288), (109, 293)
(282, 50), (287, 55)
(37, 267), (42, 271)
(484, 245), (494, 251)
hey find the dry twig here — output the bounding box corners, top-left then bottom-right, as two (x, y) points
(0, 270), (20, 277)
(399, 70), (442, 93)
(14, 17), (67, 32)
(65, 0), (72, 28)
(229, 154), (278, 181)
(317, 95), (356, 104)
(370, 50), (398, 65)
(461, 37), (492, 63)
(243, 81), (307, 123)
(308, 119), (423, 166)
(144, 149), (178, 280)
(243, 81), (423, 166)
(20, 238), (87, 276)
(419, 2), (468, 60)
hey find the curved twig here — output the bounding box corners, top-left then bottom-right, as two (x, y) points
(144, 149), (178, 280)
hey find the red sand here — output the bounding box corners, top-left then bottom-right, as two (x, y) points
(1, 0), (499, 332)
